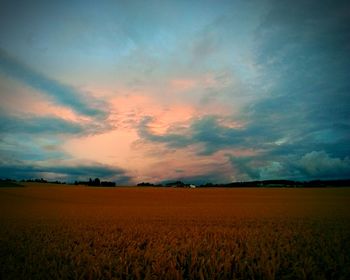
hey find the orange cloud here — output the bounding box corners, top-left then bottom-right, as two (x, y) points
(109, 92), (196, 133)
(63, 129), (139, 166)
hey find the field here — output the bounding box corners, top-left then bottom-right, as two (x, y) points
(1, 184), (350, 279)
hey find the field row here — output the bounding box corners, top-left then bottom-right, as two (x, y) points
(1, 186), (349, 279)
(1, 218), (349, 279)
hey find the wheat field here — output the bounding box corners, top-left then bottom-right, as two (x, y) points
(1, 184), (349, 279)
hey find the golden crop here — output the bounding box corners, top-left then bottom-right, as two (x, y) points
(1, 184), (349, 279)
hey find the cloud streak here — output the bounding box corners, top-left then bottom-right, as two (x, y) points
(0, 114), (84, 134)
(0, 161), (132, 184)
(138, 115), (277, 156)
(0, 49), (106, 118)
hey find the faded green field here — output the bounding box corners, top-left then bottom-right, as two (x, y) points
(1, 184), (350, 279)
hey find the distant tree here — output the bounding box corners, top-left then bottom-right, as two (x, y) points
(137, 182), (154, 186)
(94, 178), (100, 186)
(101, 181), (116, 187)
(87, 178), (101, 186)
(33, 178), (47, 183)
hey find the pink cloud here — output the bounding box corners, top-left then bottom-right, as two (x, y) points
(109, 92), (196, 133)
(0, 76), (90, 122)
(63, 129), (139, 166)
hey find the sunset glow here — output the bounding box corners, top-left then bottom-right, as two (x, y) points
(1, 0), (349, 184)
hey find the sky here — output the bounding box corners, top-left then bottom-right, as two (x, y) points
(0, 0), (350, 184)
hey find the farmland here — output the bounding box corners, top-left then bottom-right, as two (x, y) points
(1, 184), (350, 279)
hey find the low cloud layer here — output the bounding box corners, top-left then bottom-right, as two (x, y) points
(0, 161), (132, 184)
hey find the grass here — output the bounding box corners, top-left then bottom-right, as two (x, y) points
(0, 184), (349, 279)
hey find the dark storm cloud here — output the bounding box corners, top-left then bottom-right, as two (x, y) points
(138, 115), (282, 156)
(0, 143), (64, 162)
(217, 0), (350, 180)
(138, 0), (350, 181)
(228, 151), (350, 181)
(0, 112), (113, 137)
(228, 156), (261, 180)
(0, 161), (132, 183)
(0, 112), (130, 183)
(254, 0), (350, 123)
(0, 49), (106, 118)
(161, 172), (231, 186)
(297, 151), (350, 179)
(245, 0), (350, 179)
(139, 108), (350, 180)
(0, 113), (112, 167)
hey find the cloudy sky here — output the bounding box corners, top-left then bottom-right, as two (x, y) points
(0, 0), (349, 184)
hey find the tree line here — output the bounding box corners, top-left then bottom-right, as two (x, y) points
(138, 179), (350, 188)
(74, 178), (116, 187)
(1, 178), (350, 188)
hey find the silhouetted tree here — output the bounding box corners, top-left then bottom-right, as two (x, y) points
(137, 182), (154, 186)
(94, 178), (100, 186)
(101, 181), (116, 187)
